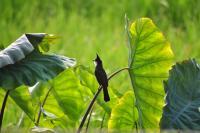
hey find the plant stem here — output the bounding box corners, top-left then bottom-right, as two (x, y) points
(85, 106), (94, 133)
(35, 87), (52, 126)
(77, 67), (129, 133)
(135, 121), (138, 133)
(0, 90), (10, 131)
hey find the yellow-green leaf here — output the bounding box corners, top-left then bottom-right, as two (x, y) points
(38, 34), (58, 53)
(51, 69), (87, 121)
(9, 86), (35, 121)
(108, 91), (138, 132)
(127, 17), (174, 128)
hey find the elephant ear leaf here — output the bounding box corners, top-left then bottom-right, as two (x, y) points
(160, 59), (200, 130)
(108, 91), (138, 132)
(0, 33), (75, 122)
(126, 17), (174, 128)
(0, 33), (76, 90)
(9, 86), (35, 121)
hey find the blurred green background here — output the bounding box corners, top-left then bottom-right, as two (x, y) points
(1, 0), (200, 131)
(1, 0), (200, 66)
(1, 0), (200, 102)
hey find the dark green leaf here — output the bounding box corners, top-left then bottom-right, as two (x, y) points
(160, 59), (200, 130)
(0, 51), (75, 90)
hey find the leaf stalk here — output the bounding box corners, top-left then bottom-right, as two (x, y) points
(35, 87), (52, 126)
(0, 90), (10, 132)
(77, 67), (129, 133)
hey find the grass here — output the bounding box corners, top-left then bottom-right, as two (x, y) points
(1, 0), (200, 130)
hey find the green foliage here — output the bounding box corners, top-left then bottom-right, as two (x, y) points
(35, 85), (76, 129)
(1, 1), (199, 130)
(108, 91), (138, 132)
(9, 86), (35, 121)
(0, 33), (76, 130)
(126, 18), (174, 128)
(0, 34), (75, 90)
(160, 59), (200, 130)
(0, 17), (178, 132)
(51, 69), (86, 121)
(74, 66), (118, 114)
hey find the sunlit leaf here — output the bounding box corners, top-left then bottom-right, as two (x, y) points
(51, 68), (88, 121)
(108, 91), (138, 132)
(160, 59), (200, 130)
(30, 84), (75, 129)
(38, 34), (58, 53)
(126, 17), (174, 128)
(9, 86), (35, 121)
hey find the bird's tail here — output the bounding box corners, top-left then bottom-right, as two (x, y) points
(103, 87), (110, 102)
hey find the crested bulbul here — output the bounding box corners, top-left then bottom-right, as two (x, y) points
(94, 54), (110, 102)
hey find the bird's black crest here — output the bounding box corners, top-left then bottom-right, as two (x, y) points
(95, 54), (102, 63)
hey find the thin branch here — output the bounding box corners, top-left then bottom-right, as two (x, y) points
(35, 87), (52, 126)
(85, 106), (94, 133)
(0, 90), (10, 131)
(77, 67), (129, 133)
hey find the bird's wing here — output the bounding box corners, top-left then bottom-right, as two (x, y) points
(95, 69), (108, 88)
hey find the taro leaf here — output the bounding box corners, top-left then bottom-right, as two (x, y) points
(108, 91), (138, 132)
(30, 82), (76, 128)
(29, 77), (83, 128)
(0, 33), (75, 124)
(9, 86), (35, 121)
(51, 68), (88, 121)
(30, 82), (49, 103)
(0, 33), (75, 90)
(160, 59), (200, 130)
(0, 51), (75, 90)
(126, 18), (174, 128)
(0, 88), (34, 128)
(0, 33), (47, 68)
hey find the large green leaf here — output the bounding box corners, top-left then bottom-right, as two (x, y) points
(30, 67), (108, 129)
(0, 51), (75, 90)
(0, 33), (76, 125)
(51, 68), (88, 121)
(108, 91), (138, 132)
(160, 59), (200, 130)
(0, 33), (75, 90)
(29, 81), (76, 129)
(126, 18), (174, 128)
(9, 86), (35, 121)
(0, 88), (34, 129)
(0, 33), (51, 68)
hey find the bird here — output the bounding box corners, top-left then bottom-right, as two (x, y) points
(93, 54), (110, 102)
